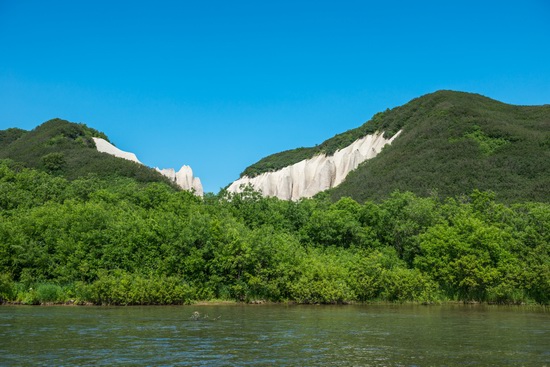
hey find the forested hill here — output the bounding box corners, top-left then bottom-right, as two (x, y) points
(241, 90), (550, 203)
(329, 91), (550, 203)
(0, 119), (174, 185)
(0, 99), (549, 307)
(240, 102), (402, 178)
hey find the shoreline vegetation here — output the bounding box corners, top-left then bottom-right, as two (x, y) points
(0, 160), (549, 307)
(2, 300), (549, 309)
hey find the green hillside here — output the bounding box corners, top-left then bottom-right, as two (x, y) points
(240, 107), (402, 178)
(240, 90), (550, 203)
(0, 118), (174, 186)
(328, 91), (550, 203)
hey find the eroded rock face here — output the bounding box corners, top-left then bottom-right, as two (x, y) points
(227, 131), (401, 200)
(92, 137), (203, 196)
(93, 137), (141, 163)
(156, 166), (204, 197)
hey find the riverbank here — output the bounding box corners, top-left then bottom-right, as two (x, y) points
(2, 299), (547, 308)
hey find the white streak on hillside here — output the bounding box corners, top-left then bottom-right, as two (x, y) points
(92, 137), (141, 163)
(227, 131), (401, 200)
(92, 137), (203, 196)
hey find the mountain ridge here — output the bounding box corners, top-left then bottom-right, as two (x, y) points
(234, 90), (550, 203)
(228, 130), (400, 200)
(0, 119), (193, 191)
(92, 136), (203, 195)
(2, 90), (549, 203)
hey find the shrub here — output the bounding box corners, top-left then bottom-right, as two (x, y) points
(35, 284), (65, 303)
(0, 273), (15, 302)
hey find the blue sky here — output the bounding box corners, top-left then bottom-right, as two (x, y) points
(1, 1), (549, 193)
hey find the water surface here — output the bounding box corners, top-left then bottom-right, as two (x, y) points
(1, 304), (548, 366)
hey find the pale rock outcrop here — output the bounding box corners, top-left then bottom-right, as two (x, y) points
(156, 166), (204, 197)
(93, 137), (141, 164)
(227, 131), (401, 200)
(92, 137), (203, 196)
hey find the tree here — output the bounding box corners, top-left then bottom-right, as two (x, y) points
(414, 214), (520, 302)
(42, 152), (65, 173)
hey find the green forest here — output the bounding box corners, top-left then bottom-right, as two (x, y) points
(242, 91), (550, 204)
(1, 160), (548, 306)
(0, 119), (175, 186)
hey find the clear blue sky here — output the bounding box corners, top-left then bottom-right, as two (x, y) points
(1, 1), (549, 193)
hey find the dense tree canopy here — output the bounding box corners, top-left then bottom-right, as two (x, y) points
(330, 91), (550, 203)
(237, 91), (550, 203)
(0, 160), (548, 305)
(0, 119), (175, 185)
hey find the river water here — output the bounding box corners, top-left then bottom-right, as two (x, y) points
(1, 304), (548, 366)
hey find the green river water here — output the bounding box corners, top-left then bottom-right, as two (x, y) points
(0, 304), (548, 366)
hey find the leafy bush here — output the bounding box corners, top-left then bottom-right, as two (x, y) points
(35, 284), (65, 303)
(464, 125), (509, 155)
(88, 271), (196, 305)
(42, 152), (66, 173)
(0, 273), (15, 302)
(379, 267), (439, 303)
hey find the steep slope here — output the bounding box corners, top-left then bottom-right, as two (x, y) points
(329, 91), (550, 203)
(228, 131), (400, 200)
(93, 137), (203, 195)
(0, 119), (165, 183)
(233, 90), (550, 203)
(92, 137), (141, 163)
(156, 166), (203, 196)
(240, 106), (402, 178)
(0, 119), (202, 193)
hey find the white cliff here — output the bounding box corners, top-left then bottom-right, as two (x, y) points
(93, 137), (141, 163)
(92, 137), (203, 196)
(156, 166), (204, 197)
(227, 131), (401, 200)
